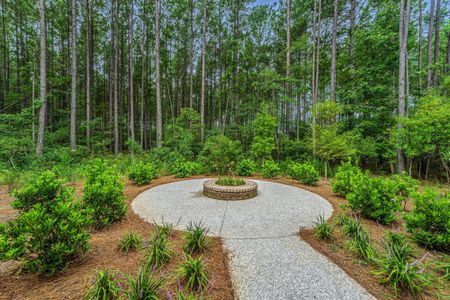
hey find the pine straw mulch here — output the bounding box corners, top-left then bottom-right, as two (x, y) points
(260, 177), (449, 300)
(0, 175), (234, 300)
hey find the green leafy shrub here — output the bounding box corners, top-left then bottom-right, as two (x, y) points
(9, 190), (92, 275)
(261, 160), (280, 178)
(404, 189), (449, 252)
(331, 162), (361, 197)
(200, 134), (242, 174)
(184, 222), (210, 254)
(346, 173), (400, 225)
(288, 162), (320, 185)
(83, 165), (127, 229)
(12, 171), (61, 211)
(236, 159), (257, 176)
(215, 177), (245, 186)
(172, 160), (201, 178)
(390, 173), (419, 209)
(250, 108), (277, 164)
(128, 161), (157, 185)
(147, 232), (172, 268)
(117, 232), (142, 254)
(125, 264), (165, 300)
(178, 255), (209, 292)
(85, 270), (120, 300)
(314, 215), (333, 240)
(374, 231), (430, 295)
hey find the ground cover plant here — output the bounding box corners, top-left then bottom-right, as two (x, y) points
(117, 232), (142, 254)
(184, 222), (210, 254)
(178, 255), (210, 293)
(85, 270), (120, 300)
(215, 177), (245, 186)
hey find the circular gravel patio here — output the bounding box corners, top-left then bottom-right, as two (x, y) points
(132, 179), (375, 300)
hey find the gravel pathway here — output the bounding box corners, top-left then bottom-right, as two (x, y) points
(132, 179), (375, 300)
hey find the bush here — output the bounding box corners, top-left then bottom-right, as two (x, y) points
(216, 177), (245, 186)
(374, 231), (430, 295)
(200, 134), (242, 174)
(346, 173), (400, 225)
(404, 189), (449, 252)
(128, 161), (157, 185)
(313, 215), (333, 240)
(184, 222), (210, 254)
(125, 264), (165, 299)
(331, 162), (361, 197)
(85, 270), (120, 300)
(12, 171), (62, 211)
(172, 160), (201, 178)
(236, 159), (257, 176)
(178, 255), (209, 292)
(8, 190), (92, 275)
(261, 160), (280, 178)
(288, 162), (320, 185)
(390, 173), (419, 209)
(83, 166), (127, 229)
(117, 232), (142, 254)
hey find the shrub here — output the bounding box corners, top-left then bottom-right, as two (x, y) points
(346, 173), (400, 225)
(83, 167), (127, 229)
(347, 224), (375, 261)
(404, 189), (449, 252)
(147, 232), (172, 268)
(10, 190), (92, 275)
(200, 134), (242, 174)
(261, 160), (280, 178)
(128, 161), (157, 185)
(215, 177), (245, 186)
(288, 162), (320, 185)
(313, 215), (333, 240)
(117, 232), (142, 254)
(184, 222), (210, 254)
(178, 256), (209, 292)
(236, 159), (257, 176)
(331, 162), (361, 197)
(85, 270), (120, 300)
(12, 171), (61, 211)
(125, 264), (165, 300)
(374, 231), (430, 295)
(390, 173), (419, 209)
(341, 216), (360, 239)
(172, 160), (201, 178)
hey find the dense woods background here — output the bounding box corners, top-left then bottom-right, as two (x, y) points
(0, 0), (449, 180)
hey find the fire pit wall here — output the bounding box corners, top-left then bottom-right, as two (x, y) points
(203, 179), (258, 200)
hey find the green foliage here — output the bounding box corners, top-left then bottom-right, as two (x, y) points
(125, 264), (165, 300)
(331, 162), (362, 197)
(85, 270), (120, 300)
(154, 221), (174, 239)
(117, 232), (142, 254)
(236, 159), (257, 176)
(8, 190), (92, 275)
(251, 108), (277, 164)
(83, 161), (127, 229)
(288, 162), (320, 185)
(261, 160), (280, 178)
(215, 177), (245, 186)
(200, 135), (242, 174)
(389, 173), (418, 206)
(374, 232), (430, 295)
(346, 173), (400, 225)
(404, 189), (450, 252)
(147, 232), (172, 268)
(178, 255), (209, 292)
(12, 171), (62, 211)
(128, 161), (157, 185)
(347, 223), (375, 261)
(172, 160), (201, 178)
(313, 215), (333, 240)
(183, 222), (210, 254)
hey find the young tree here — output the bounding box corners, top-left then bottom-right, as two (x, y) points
(70, 0), (77, 150)
(36, 0), (47, 156)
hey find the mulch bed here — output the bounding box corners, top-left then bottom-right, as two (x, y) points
(0, 176), (234, 300)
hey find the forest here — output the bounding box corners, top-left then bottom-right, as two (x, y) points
(0, 0), (449, 299)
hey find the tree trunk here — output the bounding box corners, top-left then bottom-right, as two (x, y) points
(70, 0), (77, 150)
(426, 0), (435, 90)
(285, 0), (291, 135)
(155, 0), (162, 148)
(189, 0), (194, 110)
(330, 0), (338, 102)
(36, 0), (47, 156)
(200, 0), (206, 142)
(432, 0), (441, 87)
(418, 0), (423, 95)
(447, 31), (450, 74)
(311, 0), (317, 157)
(128, 0), (135, 153)
(113, 0), (120, 154)
(86, 0), (92, 146)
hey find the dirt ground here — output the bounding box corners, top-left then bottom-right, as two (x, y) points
(0, 175), (234, 300)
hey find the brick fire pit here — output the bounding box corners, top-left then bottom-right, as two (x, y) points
(203, 179), (258, 200)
